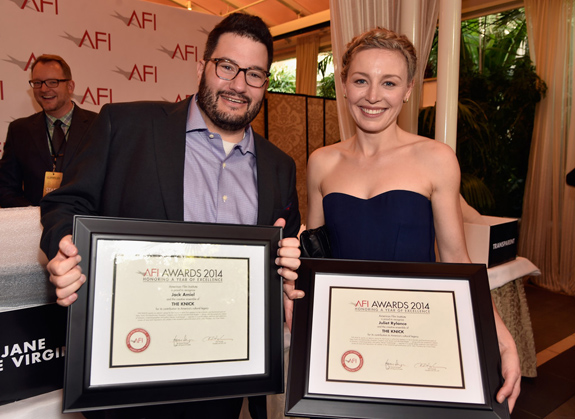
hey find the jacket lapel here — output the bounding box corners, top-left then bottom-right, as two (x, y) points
(153, 97), (192, 221)
(254, 133), (275, 225)
(30, 112), (54, 169)
(62, 107), (89, 170)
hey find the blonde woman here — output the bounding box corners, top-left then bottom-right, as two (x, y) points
(305, 28), (521, 412)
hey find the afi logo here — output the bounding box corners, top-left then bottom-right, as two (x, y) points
(341, 350), (363, 372)
(81, 88), (113, 105)
(21, 0), (59, 14)
(79, 31), (111, 51)
(131, 337), (144, 344)
(175, 94), (192, 102)
(355, 300), (369, 307)
(128, 11), (157, 30)
(23, 53), (38, 72)
(172, 44), (197, 61)
(143, 268), (160, 276)
(129, 65), (157, 83)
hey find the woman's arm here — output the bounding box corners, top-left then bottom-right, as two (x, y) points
(427, 143), (471, 263)
(427, 142), (521, 412)
(493, 301), (521, 412)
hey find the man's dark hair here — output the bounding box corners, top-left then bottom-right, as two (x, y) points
(31, 54), (72, 79)
(203, 13), (273, 69)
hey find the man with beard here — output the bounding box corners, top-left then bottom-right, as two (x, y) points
(40, 13), (301, 419)
(0, 54), (97, 207)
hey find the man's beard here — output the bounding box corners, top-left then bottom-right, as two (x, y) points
(197, 74), (263, 132)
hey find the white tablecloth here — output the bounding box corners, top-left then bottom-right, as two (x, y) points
(488, 256), (540, 290)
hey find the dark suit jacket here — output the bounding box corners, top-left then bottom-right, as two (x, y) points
(568, 168), (575, 186)
(41, 97), (300, 259)
(0, 105), (97, 207)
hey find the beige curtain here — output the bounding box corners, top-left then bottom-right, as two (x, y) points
(399, 1), (440, 134)
(329, 0), (438, 140)
(296, 34), (320, 96)
(521, 0), (575, 295)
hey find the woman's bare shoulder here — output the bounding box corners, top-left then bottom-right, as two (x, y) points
(409, 136), (462, 194)
(308, 140), (348, 166)
(411, 135), (458, 164)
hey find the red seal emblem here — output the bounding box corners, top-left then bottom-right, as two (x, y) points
(341, 350), (363, 372)
(126, 328), (150, 353)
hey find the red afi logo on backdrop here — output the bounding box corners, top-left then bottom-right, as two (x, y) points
(79, 31), (112, 51)
(171, 45), (198, 61)
(129, 65), (158, 83)
(80, 88), (113, 106)
(127, 11), (157, 30)
(23, 53), (37, 72)
(20, 0), (59, 14)
(175, 94), (192, 102)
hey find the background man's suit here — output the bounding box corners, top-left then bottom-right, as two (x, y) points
(0, 106), (97, 207)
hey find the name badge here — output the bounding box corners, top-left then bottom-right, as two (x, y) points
(44, 171), (63, 196)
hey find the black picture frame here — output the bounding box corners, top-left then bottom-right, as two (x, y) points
(286, 258), (509, 419)
(64, 215), (284, 413)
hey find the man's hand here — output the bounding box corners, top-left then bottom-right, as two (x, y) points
(47, 235), (86, 306)
(274, 218), (305, 331)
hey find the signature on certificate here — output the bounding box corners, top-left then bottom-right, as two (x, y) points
(385, 359), (406, 370)
(203, 335), (233, 344)
(414, 362), (447, 371)
(173, 335), (192, 347)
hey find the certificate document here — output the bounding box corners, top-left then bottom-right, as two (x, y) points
(327, 287), (463, 388)
(88, 239), (268, 387)
(286, 259), (507, 419)
(111, 255), (249, 367)
(307, 273), (485, 405)
(65, 218), (284, 412)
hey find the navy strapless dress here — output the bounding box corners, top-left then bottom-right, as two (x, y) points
(323, 190), (435, 262)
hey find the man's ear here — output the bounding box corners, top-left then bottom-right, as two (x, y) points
(197, 60), (206, 81)
(67, 80), (75, 94)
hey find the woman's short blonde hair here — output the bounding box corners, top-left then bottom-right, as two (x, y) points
(341, 27), (417, 84)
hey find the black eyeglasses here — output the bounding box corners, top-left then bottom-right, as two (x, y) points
(29, 79), (70, 89)
(209, 58), (270, 88)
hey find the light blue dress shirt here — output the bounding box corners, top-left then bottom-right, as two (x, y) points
(183, 97), (258, 225)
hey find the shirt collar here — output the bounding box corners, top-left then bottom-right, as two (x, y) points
(45, 102), (75, 127)
(186, 95), (256, 156)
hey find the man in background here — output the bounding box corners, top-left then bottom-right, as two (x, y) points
(0, 54), (97, 207)
(41, 13), (302, 419)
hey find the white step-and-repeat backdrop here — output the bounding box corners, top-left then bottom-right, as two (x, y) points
(0, 0), (223, 156)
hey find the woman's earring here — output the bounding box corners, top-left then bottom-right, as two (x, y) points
(403, 97), (409, 103)
(343, 94), (347, 99)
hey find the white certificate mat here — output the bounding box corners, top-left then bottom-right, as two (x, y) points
(89, 239), (265, 386)
(308, 274), (485, 405)
(64, 217), (283, 413)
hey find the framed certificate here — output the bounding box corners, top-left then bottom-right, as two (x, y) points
(63, 216), (284, 412)
(286, 258), (510, 419)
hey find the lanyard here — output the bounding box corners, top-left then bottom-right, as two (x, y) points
(45, 121), (69, 171)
